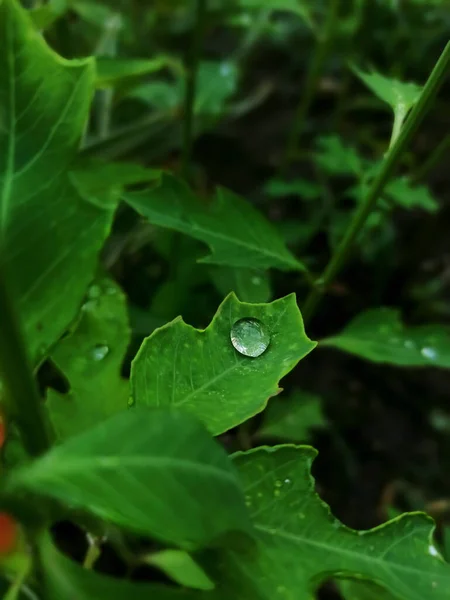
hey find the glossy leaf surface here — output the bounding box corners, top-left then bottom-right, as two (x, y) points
(207, 446), (450, 600)
(46, 277), (130, 440)
(322, 308), (450, 367)
(131, 293), (316, 434)
(0, 0), (116, 362)
(11, 409), (252, 549)
(124, 175), (306, 271)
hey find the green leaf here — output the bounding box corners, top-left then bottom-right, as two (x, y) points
(340, 580), (397, 600)
(258, 390), (327, 442)
(131, 293), (316, 435)
(315, 135), (364, 176)
(235, 0), (312, 23)
(208, 446), (450, 600)
(322, 308), (450, 367)
(209, 267), (272, 303)
(10, 408), (252, 549)
(190, 61), (239, 116)
(0, 0), (117, 363)
(353, 68), (422, 115)
(39, 534), (200, 600)
(145, 550), (214, 591)
(264, 178), (322, 201)
(126, 80), (180, 111)
(29, 0), (68, 30)
(95, 56), (180, 88)
(124, 175), (306, 271)
(384, 177), (438, 212)
(72, 159), (161, 195)
(46, 276), (130, 440)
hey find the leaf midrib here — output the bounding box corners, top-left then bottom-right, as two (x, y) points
(256, 523), (448, 585)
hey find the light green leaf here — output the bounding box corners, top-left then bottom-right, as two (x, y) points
(207, 446), (450, 600)
(72, 159), (161, 195)
(191, 61), (239, 116)
(209, 267), (271, 303)
(46, 276), (130, 441)
(258, 390), (327, 442)
(126, 80), (180, 111)
(72, 0), (117, 27)
(131, 293), (316, 435)
(10, 408), (252, 549)
(384, 177), (438, 212)
(0, 0), (117, 363)
(124, 175), (306, 271)
(353, 68), (422, 114)
(145, 550), (214, 591)
(340, 580), (397, 600)
(39, 534), (200, 600)
(322, 308), (450, 367)
(95, 56), (181, 88)
(315, 135), (364, 176)
(29, 0), (68, 30)
(264, 178), (322, 201)
(235, 0), (312, 23)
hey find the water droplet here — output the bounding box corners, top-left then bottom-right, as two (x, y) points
(127, 397), (134, 407)
(274, 489), (281, 498)
(274, 480), (283, 488)
(230, 318), (270, 358)
(220, 62), (231, 76)
(91, 344), (109, 361)
(284, 478), (292, 485)
(404, 340), (415, 349)
(421, 347), (437, 361)
(429, 545), (440, 557)
(251, 276), (262, 286)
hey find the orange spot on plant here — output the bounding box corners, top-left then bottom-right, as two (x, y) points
(0, 513), (17, 555)
(0, 415), (5, 448)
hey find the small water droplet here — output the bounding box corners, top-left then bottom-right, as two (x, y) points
(404, 340), (415, 349)
(274, 480), (283, 488)
(421, 347), (437, 361)
(230, 318), (270, 358)
(91, 344), (109, 361)
(298, 512), (305, 519)
(284, 478), (292, 485)
(429, 545), (440, 557)
(251, 276), (262, 286)
(127, 397), (134, 407)
(220, 62), (232, 76)
(274, 489), (281, 498)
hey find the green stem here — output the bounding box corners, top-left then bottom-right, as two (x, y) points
(412, 133), (450, 182)
(280, 0), (340, 176)
(181, 0), (206, 181)
(0, 259), (50, 457)
(302, 41), (450, 323)
(4, 562), (30, 600)
(83, 536), (101, 570)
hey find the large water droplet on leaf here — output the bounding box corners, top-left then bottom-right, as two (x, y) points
(91, 344), (109, 361)
(230, 318), (270, 358)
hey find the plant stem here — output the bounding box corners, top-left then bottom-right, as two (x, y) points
(181, 0), (206, 181)
(0, 258), (50, 457)
(412, 133), (450, 182)
(280, 0), (340, 176)
(302, 41), (450, 323)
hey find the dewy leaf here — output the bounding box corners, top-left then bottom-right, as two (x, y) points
(206, 446), (450, 600)
(322, 308), (450, 367)
(10, 408), (253, 549)
(131, 293), (316, 435)
(124, 175), (306, 272)
(39, 534), (201, 600)
(258, 390), (327, 442)
(0, 0), (117, 363)
(46, 276), (130, 441)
